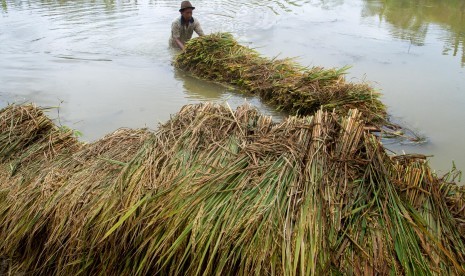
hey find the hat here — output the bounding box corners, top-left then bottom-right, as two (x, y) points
(179, 1), (195, 12)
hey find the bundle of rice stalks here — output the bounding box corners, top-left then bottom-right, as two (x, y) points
(175, 33), (388, 128)
(0, 103), (464, 275)
(0, 104), (81, 183)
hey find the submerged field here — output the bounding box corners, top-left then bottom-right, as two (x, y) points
(0, 103), (464, 275)
(1, 33), (464, 276)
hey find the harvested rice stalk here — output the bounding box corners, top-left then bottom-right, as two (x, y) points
(0, 103), (464, 275)
(0, 104), (81, 180)
(175, 33), (388, 127)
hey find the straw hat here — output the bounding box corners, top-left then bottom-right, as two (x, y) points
(179, 1), (195, 12)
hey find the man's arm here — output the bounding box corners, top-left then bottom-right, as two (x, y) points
(194, 20), (205, 36)
(174, 37), (185, 50)
(171, 21), (185, 50)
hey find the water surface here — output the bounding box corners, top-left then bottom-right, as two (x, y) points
(1, 0), (464, 179)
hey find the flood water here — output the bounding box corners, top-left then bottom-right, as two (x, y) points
(0, 0), (464, 180)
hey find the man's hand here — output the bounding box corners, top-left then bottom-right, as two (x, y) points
(175, 37), (185, 51)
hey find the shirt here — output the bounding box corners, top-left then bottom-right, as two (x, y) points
(169, 16), (204, 48)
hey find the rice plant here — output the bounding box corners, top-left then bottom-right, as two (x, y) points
(0, 104), (464, 275)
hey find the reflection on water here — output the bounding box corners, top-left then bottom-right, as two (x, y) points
(362, 0), (465, 66)
(174, 69), (228, 101)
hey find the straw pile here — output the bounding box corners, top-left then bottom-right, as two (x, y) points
(0, 103), (464, 275)
(175, 33), (387, 128)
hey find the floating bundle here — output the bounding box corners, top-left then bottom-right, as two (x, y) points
(175, 33), (388, 127)
(0, 104), (464, 275)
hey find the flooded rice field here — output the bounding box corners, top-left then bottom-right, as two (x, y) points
(0, 0), (464, 179)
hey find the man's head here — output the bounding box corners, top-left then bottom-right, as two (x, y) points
(179, 1), (195, 21)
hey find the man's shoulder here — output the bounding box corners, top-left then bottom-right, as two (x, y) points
(172, 17), (181, 25)
(192, 17), (201, 26)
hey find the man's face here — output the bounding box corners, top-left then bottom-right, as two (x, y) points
(181, 8), (193, 21)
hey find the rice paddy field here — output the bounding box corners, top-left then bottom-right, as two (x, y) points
(0, 0), (464, 176)
(1, 0), (465, 274)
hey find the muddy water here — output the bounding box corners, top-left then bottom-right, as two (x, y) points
(0, 0), (464, 179)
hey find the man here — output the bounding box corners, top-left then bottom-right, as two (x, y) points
(169, 1), (204, 50)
